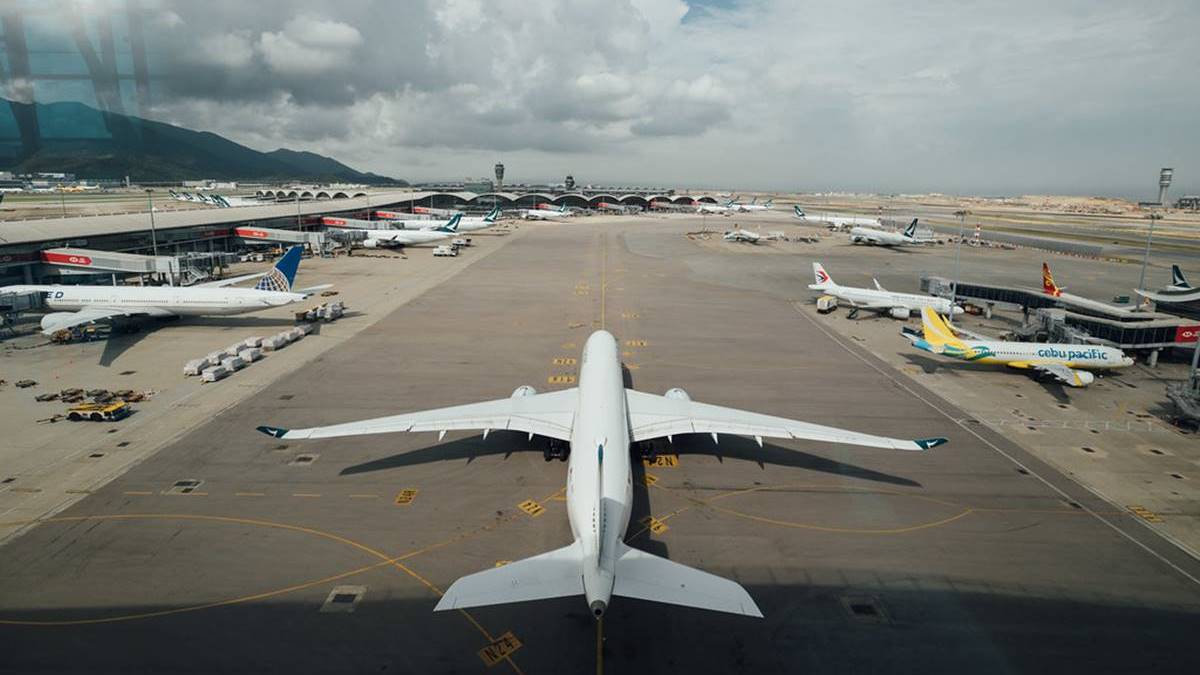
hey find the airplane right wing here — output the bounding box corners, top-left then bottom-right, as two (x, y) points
(625, 389), (945, 451)
(39, 306), (173, 335)
(257, 388), (578, 442)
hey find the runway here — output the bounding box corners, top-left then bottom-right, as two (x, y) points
(2, 218), (1198, 674)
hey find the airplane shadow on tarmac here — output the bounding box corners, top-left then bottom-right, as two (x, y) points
(899, 352), (1073, 403)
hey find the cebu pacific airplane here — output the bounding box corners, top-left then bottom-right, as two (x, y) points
(903, 306), (1132, 387)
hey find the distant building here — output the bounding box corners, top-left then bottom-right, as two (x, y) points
(464, 179), (494, 193)
(1176, 196), (1200, 211)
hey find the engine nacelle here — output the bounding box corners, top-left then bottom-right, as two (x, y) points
(1067, 370), (1095, 387)
(849, 235), (865, 244)
(889, 307), (911, 319)
(511, 385), (538, 398)
(664, 387), (691, 401)
(363, 238), (381, 249)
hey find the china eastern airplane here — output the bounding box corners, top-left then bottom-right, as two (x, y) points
(3, 246), (330, 335)
(793, 206), (880, 229)
(322, 214), (464, 248)
(848, 218), (925, 246)
(903, 306), (1133, 387)
(809, 263), (962, 319)
(257, 329), (946, 619)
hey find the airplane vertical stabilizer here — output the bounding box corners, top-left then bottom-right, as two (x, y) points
(1171, 264), (1191, 289)
(809, 262), (836, 290)
(255, 246), (302, 292)
(1042, 262), (1063, 297)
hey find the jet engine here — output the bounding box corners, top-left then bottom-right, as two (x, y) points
(511, 385), (538, 398)
(1067, 371), (1095, 387)
(889, 307), (911, 319)
(363, 238), (381, 249)
(664, 387), (691, 401)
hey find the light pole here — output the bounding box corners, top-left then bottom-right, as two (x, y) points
(145, 189), (159, 256)
(296, 193), (302, 232)
(1136, 211), (1162, 299)
(951, 209), (969, 302)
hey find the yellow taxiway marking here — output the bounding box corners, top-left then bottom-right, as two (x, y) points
(235, 492), (266, 497)
(1129, 505), (1164, 523)
(643, 473), (658, 487)
(552, 357), (577, 366)
(123, 491), (153, 496)
(621, 312), (639, 319)
(479, 631), (524, 668)
(640, 515), (669, 535)
(494, 560), (512, 568)
(291, 493), (321, 498)
(561, 342), (576, 349)
(643, 454), (678, 468)
(625, 363), (639, 371)
(547, 374), (576, 385)
(517, 500), (546, 517)
(394, 489), (419, 506)
(349, 494), (380, 499)
(624, 339), (647, 348)
(0, 513), (528, 674)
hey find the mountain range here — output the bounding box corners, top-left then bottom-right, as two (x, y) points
(0, 98), (402, 185)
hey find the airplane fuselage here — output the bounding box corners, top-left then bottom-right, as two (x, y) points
(820, 285), (959, 316)
(930, 340), (1132, 369)
(566, 330), (633, 617)
(848, 226), (918, 246)
(4, 284), (304, 317)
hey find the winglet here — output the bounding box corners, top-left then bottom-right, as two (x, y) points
(913, 437), (948, 450)
(256, 425), (290, 438)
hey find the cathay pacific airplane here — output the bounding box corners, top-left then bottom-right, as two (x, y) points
(1136, 264), (1200, 304)
(257, 330), (946, 619)
(793, 206), (880, 229)
(732, 198), (774, 212)
(322, 214), (464, 247)
(848, 218), (924, 246)
(4, 246), (330, 335)
(809, 263), (962, 319)
(903, 306), (1133, 387)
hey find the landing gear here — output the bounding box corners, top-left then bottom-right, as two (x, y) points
(633, 441), (660, 461)
(847, 307), (860, 320)
(543, 439), (569, 462)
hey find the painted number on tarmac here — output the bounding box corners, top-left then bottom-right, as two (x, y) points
(625, 339), (648, 347)
(1129, 505), (1164, 523)
(518, 499), (546, 517)
(643, 454), (679, 468)
(621, 312), (639, 319)
(644, 473), (658, 487)
(640, 515), (669, 535)
(394, 489), (419, 505)
(552, 357), (577, 366)
(548, 374), (576, 385)
(478, 631), (523, 667)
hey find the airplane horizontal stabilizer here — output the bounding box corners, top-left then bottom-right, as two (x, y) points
(611, 543), (762, 618)
(434, 542), (584, 611)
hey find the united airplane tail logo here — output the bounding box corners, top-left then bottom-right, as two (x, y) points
(1042, 262), (1063, 297)
(255, 246), (302, 293)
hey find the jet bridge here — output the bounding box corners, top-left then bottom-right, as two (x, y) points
(922, 275), (1151, 321)
(41, 248), (184, 283)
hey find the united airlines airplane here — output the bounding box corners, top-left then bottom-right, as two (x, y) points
(257, 330), (946, 619)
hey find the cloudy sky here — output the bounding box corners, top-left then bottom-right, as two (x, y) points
(14, 1), (1200, 196)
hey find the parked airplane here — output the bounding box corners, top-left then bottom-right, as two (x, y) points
(793, 206), (880, 229)
(904, 307), (1132, 387)
(697, 200), (736, 215)
(358, 207), (500, 232)
(848, 218), (925, 246)
(1041, 262), (1135, 314)
(732, 198), (773, 212)
(4, 246), (329, 335)
(723, 229), (760, 243)
(535, 203), (575, 215)
(257, 329), (946, 619)
(521, 206), (570, 220)
(1136, 264), (1200, 304)
(323, 214), (464, 248)
(809, 263), (961, 319)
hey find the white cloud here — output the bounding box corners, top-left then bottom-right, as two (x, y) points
(259, 15), (363, 75)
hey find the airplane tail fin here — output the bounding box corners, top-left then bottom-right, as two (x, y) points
(440, 213), (462, 232)
(903, 218), (918, 238)
(809, 262), (836, 290)
(434, 542), (585, 611)
(1041, 262), (1063, 296)
(793, 205), (805, 218)
(612, 543), (762, 617)
(764, 199), (773, 207)
(484, 206), (500, 222)
(1171, 264), (1191, 289)
(255, 246), (302, 292)
(919, 306), (965, 348)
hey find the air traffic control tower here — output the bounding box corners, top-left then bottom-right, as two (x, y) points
(494, 162), (505, 191)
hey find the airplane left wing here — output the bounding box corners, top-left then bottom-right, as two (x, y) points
(258, 388), (578, 442)
(624, 389), (945, 451)
(40, 306), (174, 335)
